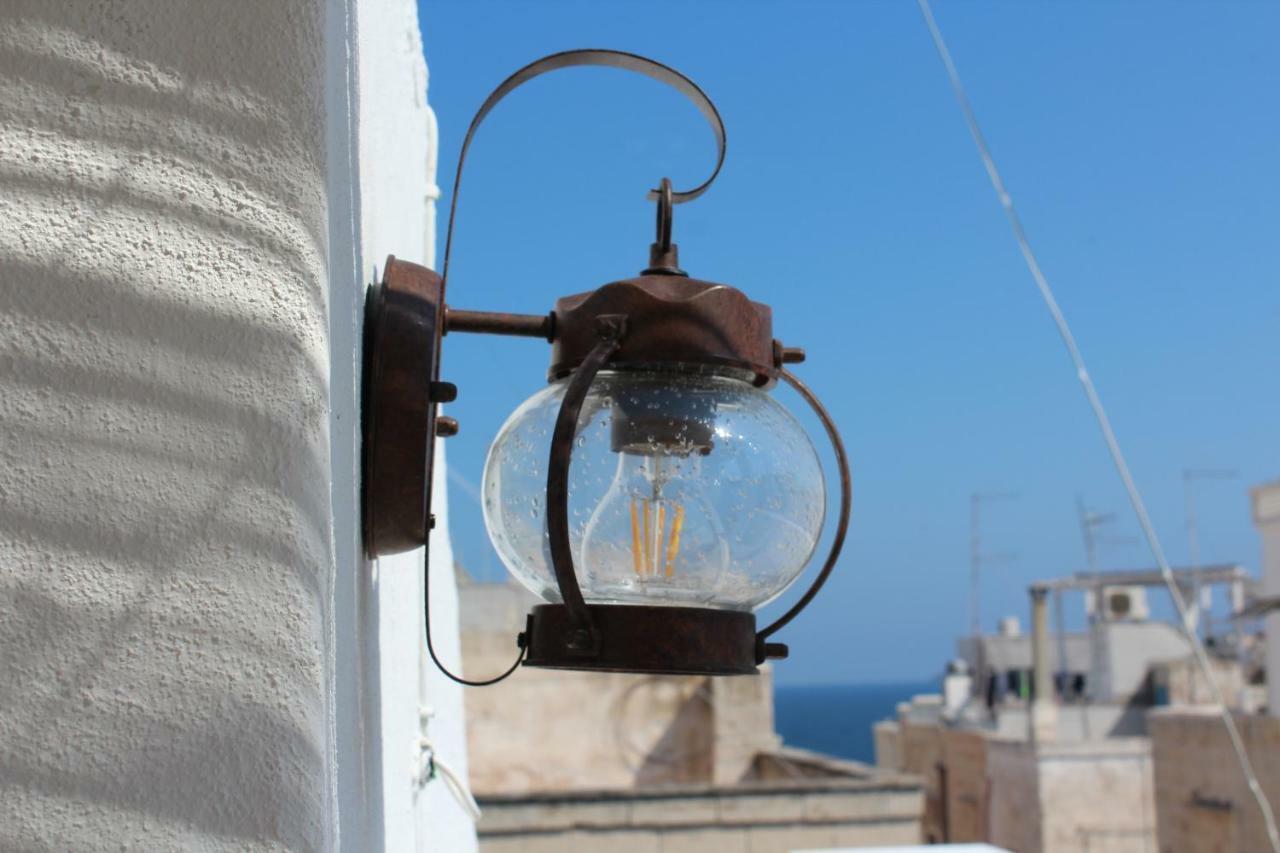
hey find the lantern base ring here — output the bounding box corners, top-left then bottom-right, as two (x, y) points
(520, 604), (786, 676)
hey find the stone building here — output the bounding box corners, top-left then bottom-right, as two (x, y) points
(874, 568), (1249, 851)
(1149, 708), (1280, 853)
(460, 577), (925, 852)
(1144, 480), (1280, 853)
(461, 576), (781, 793)
(875, 483), (1280, 853)
(1258, 479), (1280, 715)
(878, 696), (1155, 851)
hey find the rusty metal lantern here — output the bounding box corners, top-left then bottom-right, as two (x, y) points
(362, 50), (851, 683)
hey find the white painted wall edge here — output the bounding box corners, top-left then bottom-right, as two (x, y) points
(326, 0), (379, 847)
(341, 0), (476, 849)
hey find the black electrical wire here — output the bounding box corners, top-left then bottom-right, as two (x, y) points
(422, 536), (526, 688)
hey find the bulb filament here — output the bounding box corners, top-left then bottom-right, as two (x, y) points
(630, 497), (685, 578)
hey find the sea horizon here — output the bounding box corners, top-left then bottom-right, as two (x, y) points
(773, 680), (937, 765)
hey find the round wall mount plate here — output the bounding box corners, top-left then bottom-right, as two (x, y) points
(361, 256), (444, 557)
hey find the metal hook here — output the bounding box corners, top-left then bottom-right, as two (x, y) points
(644, 177), (685, 276)
(655, 178), (674, 253)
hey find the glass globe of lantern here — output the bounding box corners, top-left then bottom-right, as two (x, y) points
(482, 368), (826, 612)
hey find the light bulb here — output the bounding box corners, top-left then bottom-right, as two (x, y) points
(581, 450), (730, 607)
(483, 370), (826, 611)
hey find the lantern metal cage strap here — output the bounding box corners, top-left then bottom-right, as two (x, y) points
(361, 49), (852, 685)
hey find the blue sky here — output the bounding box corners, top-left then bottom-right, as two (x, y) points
(416, 1), (1280, 685)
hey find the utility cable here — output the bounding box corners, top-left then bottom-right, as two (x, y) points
(423, 538), (526, 686)
(916, 3), (1280, 849)
(416, 707), (484, 820)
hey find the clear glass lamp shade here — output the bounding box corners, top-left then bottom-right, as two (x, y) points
(481, 370), (826, 611)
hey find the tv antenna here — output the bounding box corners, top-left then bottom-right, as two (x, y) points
(970, 491), (1018, 639)
(1183, 468), (1237, 637)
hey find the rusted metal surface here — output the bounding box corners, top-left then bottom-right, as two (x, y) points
(544, 318), (626, 638)
(522, 603), (763, 675)
(444, 308), (554, 340)
(774, 342), (806, 365)
(547, 179), (774, 386)
(435, 416), (459, 437)
(549, 276), (776, 385)
(642, 178), (685, 276)
(361, 256), (444, 557)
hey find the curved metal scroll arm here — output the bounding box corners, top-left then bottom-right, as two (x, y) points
(756, 368), (854, 642)
(440, 49), (727, 299)
(545, 316), (627, 641)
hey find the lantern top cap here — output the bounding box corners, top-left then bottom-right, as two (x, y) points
(548, 275), (776, 385)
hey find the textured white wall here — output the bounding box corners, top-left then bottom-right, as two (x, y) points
(0, 1), (335, 848)
(0, 0), (474, 849)
(351, 1), (476, 850)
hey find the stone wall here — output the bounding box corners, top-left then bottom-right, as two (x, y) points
(465, 655), (713, 793)
(462, 581), (780, 794)
(940, 728), (988, 842)
(896, 719), (946, 842)
(889, 703), (1158, 851)
(986, 737), (1155, 853)
(709, 674), (782, 785)
(1151, 655), (1246, 708)
(873, 720), (901, 771)
(880, 718), (990, 844)
(1150, 708), (1280, 853)
(986, 740), (1042, 853)
(1035, 738), (1154, 853)
(1252, 481), (1280, 718)
(476, 779), (923, 853)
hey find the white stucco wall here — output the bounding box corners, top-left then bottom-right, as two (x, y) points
(1089, 620), (1190, 703)
(0, 0), (473, 849)
(0, 2), (335, 847)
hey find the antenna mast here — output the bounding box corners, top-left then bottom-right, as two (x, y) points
(1183, 468), (1237, 638)
(970, 491), (1017, 639)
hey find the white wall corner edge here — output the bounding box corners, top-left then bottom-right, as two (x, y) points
(328, 0), (476, 850)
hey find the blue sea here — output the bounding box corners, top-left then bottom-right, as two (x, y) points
(773, 681), (935, 764)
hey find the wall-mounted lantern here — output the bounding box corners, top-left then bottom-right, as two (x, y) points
(362, 50), (850, 683)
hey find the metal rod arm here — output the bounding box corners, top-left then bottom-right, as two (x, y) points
(545, 317), (627, 640)
(756, 368), (853, 642)
(444, 308), (554, 340)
